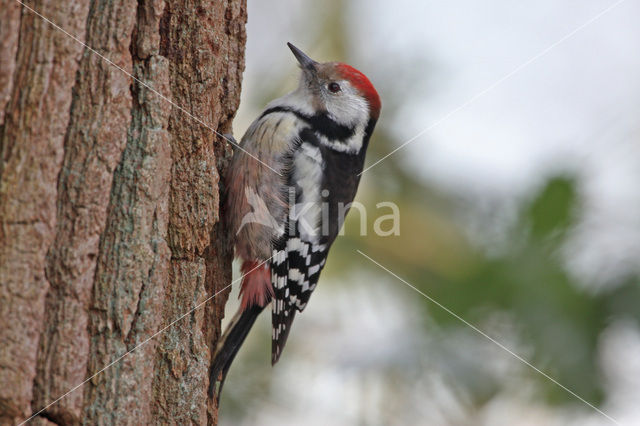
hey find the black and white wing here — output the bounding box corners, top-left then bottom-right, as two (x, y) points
(271, 226), (329, 363)
(268, 112), (373, 364)
(270, 136), (330, 363)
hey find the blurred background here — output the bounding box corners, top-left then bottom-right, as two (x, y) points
(222, 0), (640, 424)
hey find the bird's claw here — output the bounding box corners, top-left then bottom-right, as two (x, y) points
(222, 133), (238, 149)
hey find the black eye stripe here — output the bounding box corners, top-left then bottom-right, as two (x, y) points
(328, 82), (341, 93)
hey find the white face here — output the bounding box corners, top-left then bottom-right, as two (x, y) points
(274, 71), (370, 154)
(311, 78), (370, 128)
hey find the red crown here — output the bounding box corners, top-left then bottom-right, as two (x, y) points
(336, 63), (381, 119)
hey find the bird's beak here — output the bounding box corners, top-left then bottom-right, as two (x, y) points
(287, 42), (318, 73)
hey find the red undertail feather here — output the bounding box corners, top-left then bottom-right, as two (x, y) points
(336, 62), (381, 119)
(240, 260), (273, 310)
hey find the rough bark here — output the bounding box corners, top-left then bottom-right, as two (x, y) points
(0, 0), (245, 424)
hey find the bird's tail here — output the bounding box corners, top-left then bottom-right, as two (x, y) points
(209, 304), (264, 400)
(209, 260), (271, 401)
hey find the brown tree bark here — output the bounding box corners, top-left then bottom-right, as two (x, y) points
(0, 0), (245, 424)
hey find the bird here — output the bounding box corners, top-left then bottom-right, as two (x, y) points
(209, 42), (380, 400)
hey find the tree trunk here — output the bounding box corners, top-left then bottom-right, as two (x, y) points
(0, 0), (245, 424)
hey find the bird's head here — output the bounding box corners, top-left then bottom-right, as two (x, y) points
(287, 42), (381, 128)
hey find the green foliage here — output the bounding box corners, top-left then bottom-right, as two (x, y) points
(345, 169), (639, 408)
(526, 176), (578, 240)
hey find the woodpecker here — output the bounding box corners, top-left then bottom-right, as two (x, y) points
(210, 43), (380, 399)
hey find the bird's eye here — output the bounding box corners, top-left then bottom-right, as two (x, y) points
(328, 82), (341, 93)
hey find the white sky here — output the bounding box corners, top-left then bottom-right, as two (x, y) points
(355, 0), (640, 195)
